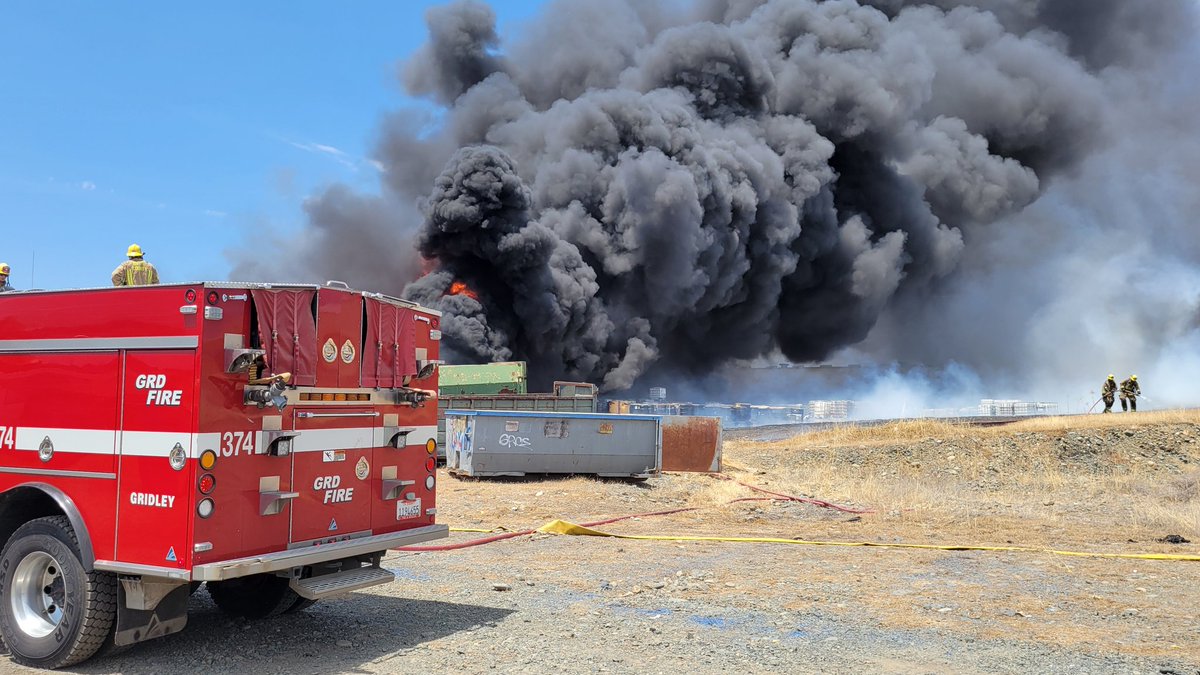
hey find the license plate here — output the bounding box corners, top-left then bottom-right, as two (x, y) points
(396, 498), (422, 520)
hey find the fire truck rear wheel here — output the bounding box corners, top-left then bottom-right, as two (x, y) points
(206, 574), (300, 620)
(0, 516), (117, 669)
(286, 596), (318, 613)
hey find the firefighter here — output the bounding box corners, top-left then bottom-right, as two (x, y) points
(1100, 374), (1117, 413)
(0, 263), (13, 292)
(1120, 375), (1141, 412)
(111, 244), (160, 287)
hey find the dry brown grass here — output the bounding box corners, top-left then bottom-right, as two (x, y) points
(436, 409), (1200, 548)
(711, 409), (1200, 543)
(737, 409), (1200, 452)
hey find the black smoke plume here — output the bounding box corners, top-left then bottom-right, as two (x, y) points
(236, 0), (1199, 398)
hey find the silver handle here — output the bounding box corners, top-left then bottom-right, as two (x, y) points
(296, 411), (380, 419)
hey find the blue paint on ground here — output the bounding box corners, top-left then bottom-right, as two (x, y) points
(385, 567), (432, 582)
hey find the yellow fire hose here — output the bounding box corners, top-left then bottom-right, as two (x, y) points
(441, 523), (1200, 562)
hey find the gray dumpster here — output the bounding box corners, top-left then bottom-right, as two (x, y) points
(444, 410), (661, 478)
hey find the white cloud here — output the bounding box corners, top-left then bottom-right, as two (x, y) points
(285, 139), (382, 173)
(311, 143), (348, 158)
(204, 209), (228, 218)
(80, 181), (96, 191)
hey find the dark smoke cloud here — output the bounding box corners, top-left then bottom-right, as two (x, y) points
(238, 0), (1198, 398)
(229, 186), (422, 294)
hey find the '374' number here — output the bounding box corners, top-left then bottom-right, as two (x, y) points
(220, 431), (255, 457)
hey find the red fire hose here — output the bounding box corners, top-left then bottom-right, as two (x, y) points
(706, 473), (872, 514)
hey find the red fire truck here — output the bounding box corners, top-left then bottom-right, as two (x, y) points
(0, 281), (447, 668)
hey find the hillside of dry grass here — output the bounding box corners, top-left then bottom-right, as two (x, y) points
(717, 410), (1200, 546)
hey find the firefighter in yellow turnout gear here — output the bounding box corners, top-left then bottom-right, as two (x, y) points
(1100, 374), (1117, 413)
(111, 244), (160, 287)
(1120, 375), (1141, 412)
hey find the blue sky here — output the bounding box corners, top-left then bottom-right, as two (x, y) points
(0, 1), (545, 289)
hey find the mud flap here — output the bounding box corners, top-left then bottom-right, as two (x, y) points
(114, 583), (189, 647)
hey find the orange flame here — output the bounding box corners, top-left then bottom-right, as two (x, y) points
(448, 280), (479, 300)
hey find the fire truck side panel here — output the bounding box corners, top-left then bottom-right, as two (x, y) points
(314, 288), (363, 388)
(0, 351), (122, 561)
(289, 407), (376, 544)
(0, 286), (203, 340)
(367, 303), (440, 536)
(367, 419), (437, 534)
(191, 293), (293, 565)
(115, 350), (197, 570)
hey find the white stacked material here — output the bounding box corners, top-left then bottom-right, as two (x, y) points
(807, 400), (855, 420)
(978, 399), (1060, 416)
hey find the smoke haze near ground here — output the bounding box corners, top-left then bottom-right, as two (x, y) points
(233, 0), (1200, 413)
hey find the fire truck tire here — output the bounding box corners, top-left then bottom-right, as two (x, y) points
(286, 596), (319, 613)
(206, 574), (299, 620)
(0, 516), (117, 669)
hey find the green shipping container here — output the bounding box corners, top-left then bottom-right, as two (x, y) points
(438, 361), (528, 395)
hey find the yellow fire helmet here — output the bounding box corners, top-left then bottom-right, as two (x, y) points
(1131, 375), (1137, 381)
(127, 243), (144, 258)
(0, 262), (9, 275)
(1107, 374), (1114, 380)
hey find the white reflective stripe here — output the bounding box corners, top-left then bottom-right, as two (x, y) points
(0, 336), (198, 352)
(118, 431), (192, 457)
(9, 424), (441, 458)
(195, 432), (221, 459)
(15, 427), (115, 454)
(292, 427), (377, 453)
(396, 425), (438, 445)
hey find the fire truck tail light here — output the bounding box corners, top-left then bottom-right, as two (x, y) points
(206, 290), (220, 305)
(425, 475), (435, 490)
(200, 449), (217, 470)
(197, 498), (215, 519)
(425, 457), (436, 472)
(185, 289), (197, 303)
(425, 439), (436, 454)
(198, 474), (216, 494)
(169, 443), (187, 471)
(194, 542), (213, 553)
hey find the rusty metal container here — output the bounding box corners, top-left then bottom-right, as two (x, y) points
(660, 416), (722, 472)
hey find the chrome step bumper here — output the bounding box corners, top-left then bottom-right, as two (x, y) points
(191, 524), (448, 581)
(290, 566), (396, 600)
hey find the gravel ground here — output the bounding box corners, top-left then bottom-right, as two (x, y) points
(2, 417), (1198, 674)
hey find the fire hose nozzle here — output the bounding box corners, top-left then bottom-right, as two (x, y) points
(245, 374), (290, 411)
(397, 387), (437, 406)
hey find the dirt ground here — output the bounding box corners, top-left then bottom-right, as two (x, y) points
(10, 411), (1200, 674)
